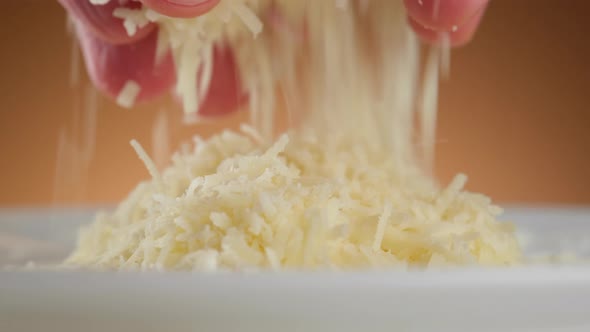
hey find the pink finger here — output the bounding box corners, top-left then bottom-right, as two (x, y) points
(77, 19), (242, 115)
(58, 0), (155, 45)
(140, 0), (220, 18)
(197, 46), (246, 117)
(407, 7), (485, 47)
(404, 0), (489, 31)
(75, 22), (176, 103)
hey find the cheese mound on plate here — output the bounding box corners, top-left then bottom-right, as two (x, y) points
(65, 129), (521, 271)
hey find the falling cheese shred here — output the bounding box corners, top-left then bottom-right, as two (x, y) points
(88, 0), (110, 5)
(116, 80), (141, 109)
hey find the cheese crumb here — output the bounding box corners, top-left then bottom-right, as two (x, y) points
(116, 80), (141, 109)
(88, 0), (110, 5)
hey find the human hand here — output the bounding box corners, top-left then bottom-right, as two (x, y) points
(58, 0), (241, 115)
(404, 0), (490, 47)
(59, 0), (488, 114)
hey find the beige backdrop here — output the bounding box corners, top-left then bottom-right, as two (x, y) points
(1, 1), (589, 206)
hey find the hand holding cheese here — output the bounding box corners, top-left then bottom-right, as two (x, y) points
(59, 0), (488, 113)
(58, 0), (241, 115)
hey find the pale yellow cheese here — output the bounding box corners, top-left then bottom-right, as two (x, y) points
(65, 128), (521, 270)
(68, 1), (523, 271)
(116, 80), (140, 109)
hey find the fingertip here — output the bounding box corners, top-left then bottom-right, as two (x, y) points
(140, 0), (220, 18)
(76, 25), (176, 104)
(197, 46), (245, 117)
(404, 0), (488, 31)
(408, 8), (484, 47)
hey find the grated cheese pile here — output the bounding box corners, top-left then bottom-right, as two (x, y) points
(65, 0), (523, 270)
(65, 127), (521, 270)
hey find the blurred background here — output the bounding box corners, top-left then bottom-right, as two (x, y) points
(0, 0), (589, 207)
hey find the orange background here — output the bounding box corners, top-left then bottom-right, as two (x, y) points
(0, 1), (589, 206)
